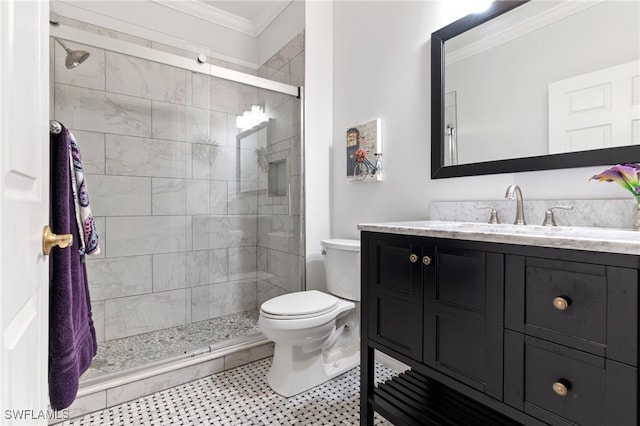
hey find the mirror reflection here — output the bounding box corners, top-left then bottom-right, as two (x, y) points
(441, 0), (639, 167)
(237, 122), (269, 194)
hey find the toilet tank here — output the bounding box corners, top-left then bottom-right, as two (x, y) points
(321, 239), (361, 301)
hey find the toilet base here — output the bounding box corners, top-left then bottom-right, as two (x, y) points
(266, 344), (360, 397)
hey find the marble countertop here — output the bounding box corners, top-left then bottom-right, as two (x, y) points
(357, 220), (640, 255)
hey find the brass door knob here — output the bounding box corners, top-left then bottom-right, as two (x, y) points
(552, 380), (570, 397)
(42, 226), (73, 255)
(552, 296), (570, 311)
(409, 254), (418, 263)
(422, 256), (432, 266)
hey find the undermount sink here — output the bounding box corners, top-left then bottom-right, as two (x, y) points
(415, 220), (634, 238)
(427, 221), (576, 233)
(357, 220), (640, 255)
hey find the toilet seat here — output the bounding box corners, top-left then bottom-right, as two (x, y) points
(261, 290), (339, 320)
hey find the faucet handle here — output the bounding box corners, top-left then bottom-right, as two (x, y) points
(542, 205), (573, 227)
(478, 206), (500, 224)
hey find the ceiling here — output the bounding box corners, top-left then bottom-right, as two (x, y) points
(152, 0), (292, 37)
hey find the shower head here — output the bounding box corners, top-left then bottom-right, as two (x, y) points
(54, 38), (90, 69)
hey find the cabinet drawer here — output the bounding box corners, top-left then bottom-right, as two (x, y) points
(505, 332), (637, 426)
(505, 255), (639, 364)
(525, 336), (606, 426)
(525, 257), (606, 344)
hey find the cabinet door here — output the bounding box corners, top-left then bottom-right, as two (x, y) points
(365, 235), (426, 360)
(424, 248), (504, 399)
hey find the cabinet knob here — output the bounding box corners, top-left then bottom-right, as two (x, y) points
(552, 380), (570, 397)
(409, 254), (418, 263)
(422, 256), (432, 266)
(552, 296), (570, 311)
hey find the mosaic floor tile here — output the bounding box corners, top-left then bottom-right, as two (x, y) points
(65, 358), (396, 425)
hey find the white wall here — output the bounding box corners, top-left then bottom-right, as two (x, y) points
(304, 1), (333, 290)
(331, 1), (438, 239)
(327, 0), (629, 241)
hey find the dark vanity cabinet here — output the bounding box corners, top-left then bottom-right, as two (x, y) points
(364, 236), (426, 360)
(364, 234), (504, 398)
(360, 231), (640, 426)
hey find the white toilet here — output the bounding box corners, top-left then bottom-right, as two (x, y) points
(259, 238), (361, 397)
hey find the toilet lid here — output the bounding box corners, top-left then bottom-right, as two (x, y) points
(261, 290), (338, 317)
(321, 238), (360, 252)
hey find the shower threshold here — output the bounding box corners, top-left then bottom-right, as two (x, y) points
(82, 309), (261, 381)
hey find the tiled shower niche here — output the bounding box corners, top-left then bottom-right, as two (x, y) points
(269, 160), (288, 197)
(52, 18), (305, 377)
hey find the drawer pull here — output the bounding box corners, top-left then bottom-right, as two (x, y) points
(422, 256), (432, 266)
(552, 296), (570, 311)
(552, 380), (570, 397)
(409, 254), (418, 263)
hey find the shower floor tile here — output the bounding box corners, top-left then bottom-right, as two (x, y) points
(63, 358), (395, 425)
(84, 310), (261, 379)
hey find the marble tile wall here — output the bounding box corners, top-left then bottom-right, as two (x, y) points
(429, 198), (635, 229)
(255, 33), (305, 307)
(52, 20), (305, 345)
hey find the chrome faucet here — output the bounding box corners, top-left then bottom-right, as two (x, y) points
(505, 185), (526, 225)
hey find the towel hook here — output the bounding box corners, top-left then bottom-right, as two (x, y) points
(42, 226), (73, 255)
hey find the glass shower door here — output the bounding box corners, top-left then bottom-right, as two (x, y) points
(51, 24), (304, 380)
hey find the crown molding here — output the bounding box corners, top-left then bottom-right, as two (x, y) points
(252, 1), (293, 36)
(445, 0), (604, 65)
(151, 0), (292, 37)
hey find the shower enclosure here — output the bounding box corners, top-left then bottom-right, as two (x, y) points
(50, 15), (304, 381)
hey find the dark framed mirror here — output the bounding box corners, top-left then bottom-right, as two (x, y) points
(431, 0), (640, 179)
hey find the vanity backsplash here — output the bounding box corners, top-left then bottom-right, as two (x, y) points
(429, 199), (635, 229)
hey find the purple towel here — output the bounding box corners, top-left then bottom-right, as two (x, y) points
(49, 126), (97, 410)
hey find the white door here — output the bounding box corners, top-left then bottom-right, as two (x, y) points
(0, 0), (50, 425)
(548, 60), (640, 154)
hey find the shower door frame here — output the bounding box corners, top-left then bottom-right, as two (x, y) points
(50, 25), (300, 98)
